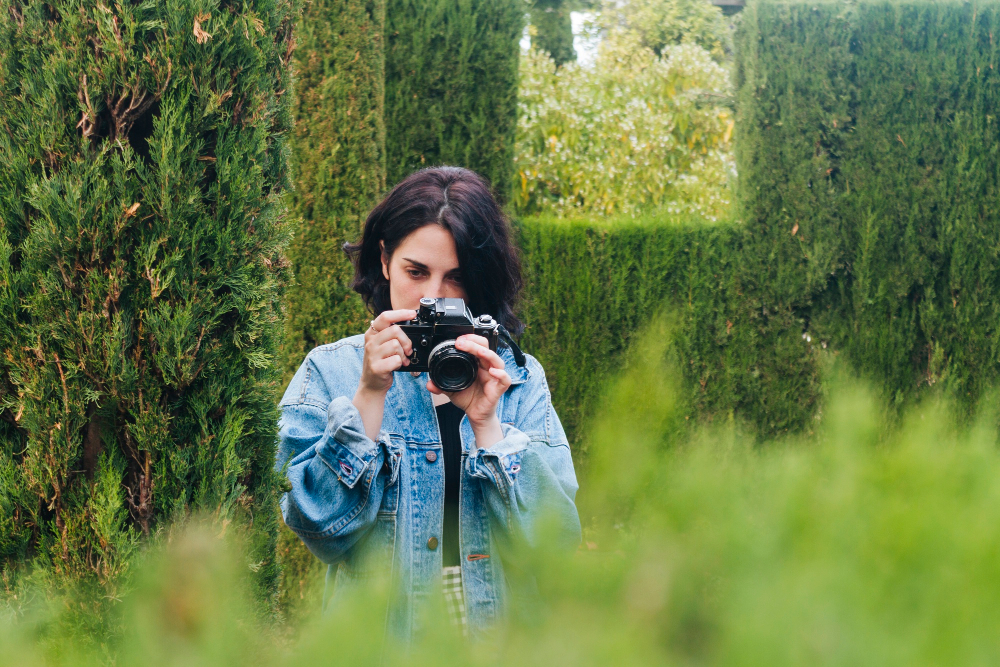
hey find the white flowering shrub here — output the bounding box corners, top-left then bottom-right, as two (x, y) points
(514, 31), (735, 220)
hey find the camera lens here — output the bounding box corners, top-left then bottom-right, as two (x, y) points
(428, 340), (477, 392)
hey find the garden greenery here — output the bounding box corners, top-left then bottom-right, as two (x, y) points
(6, 323), (1000, 664)
(597, 0), (733, 61)
(0, 0), (295, 603)
(514, 31), (734, 219)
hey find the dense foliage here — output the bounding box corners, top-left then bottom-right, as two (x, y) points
(596, 0), (732, 61)
(514, 34), (734, 219)
(734, 1), (1000, 414)
(0, 0), (296, 602)
(529, 0), (577, 67)
(516, 213), (735, 455)
(7, 325), (1000, 665)
(384, 0), (523, 199)
(282, 0), (385, 376)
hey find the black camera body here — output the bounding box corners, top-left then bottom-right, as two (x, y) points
(396, 297), (524, 392)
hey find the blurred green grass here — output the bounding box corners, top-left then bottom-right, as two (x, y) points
(5, 316), (1000, 665)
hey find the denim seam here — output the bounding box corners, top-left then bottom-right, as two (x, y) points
(299, 362), (312, 403)
(487, 458), (514, 533)
(312, 340), (364, 353)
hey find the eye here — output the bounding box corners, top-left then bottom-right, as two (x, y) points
(447, 274), (463, 285)
(406, 269), (424, 279)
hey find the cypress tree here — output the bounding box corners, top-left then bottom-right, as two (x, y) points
(530, 0), (576, 67)
(0, 0), (296, 602)
(282, 0), (385, 377)
(385, 0), (523, 200)
(277, 0), (385, 618)
(734, 0), (1000, 412)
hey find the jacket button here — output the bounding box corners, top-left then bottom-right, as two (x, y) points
(425, 451), (437, 463)
(427, 536), (439, 550)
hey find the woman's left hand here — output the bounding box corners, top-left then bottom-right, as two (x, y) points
(427, 334), (510, 448)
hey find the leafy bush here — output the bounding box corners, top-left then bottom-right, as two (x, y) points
(596, 0), (733, 61)
(282, 0), (384, 377)
(6, 322), (1000, 664)
(514, 35), (734, 219)
(0, 0), (295, 601)
(528, 0), (577, 67)
(516, 212), (738, 456)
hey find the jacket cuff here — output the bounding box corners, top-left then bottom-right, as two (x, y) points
(465, 424), (529, 488)
(317, 396), (383, 489)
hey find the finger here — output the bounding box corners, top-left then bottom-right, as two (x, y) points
(373, 309), (417, 331)
(488, 366), (512, 389)
(426, 379), (443, 395)
(465, 342), (505, 371)
(371, 355), (404, 374)
(377, 338), (409, 367)
(372, 324), (413, 355)
(457, 334), (490, 350)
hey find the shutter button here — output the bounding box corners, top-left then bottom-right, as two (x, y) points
(427, 536), (439, 550)
(425, 451), (437, 463)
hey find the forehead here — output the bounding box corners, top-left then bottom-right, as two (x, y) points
(393, 224), (458, 266)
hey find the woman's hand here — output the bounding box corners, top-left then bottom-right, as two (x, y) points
(353, 309), (416, 439)
(428, 334), (511, 448)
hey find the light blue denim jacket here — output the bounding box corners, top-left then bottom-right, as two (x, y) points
(276, 334), (581, 638)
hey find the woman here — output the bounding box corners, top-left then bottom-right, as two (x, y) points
(276, 166), (581, 639)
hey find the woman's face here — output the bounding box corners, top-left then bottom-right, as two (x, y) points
(381, 223), (468, 310)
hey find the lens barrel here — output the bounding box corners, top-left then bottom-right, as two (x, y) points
(428, 340), (477, 391)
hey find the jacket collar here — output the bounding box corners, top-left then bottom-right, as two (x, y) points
(500, 344), (530, 385)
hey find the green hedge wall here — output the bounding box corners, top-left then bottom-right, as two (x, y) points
(0, 0), (296, 602)
(283, 0), (385, 377)
(384, 0), (523, 200)
(735, 0), (1000, 411)
(516, 213), (819, 455)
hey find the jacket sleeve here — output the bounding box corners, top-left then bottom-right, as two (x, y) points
(275, 354), (400, 564)
(464, 357), (582, 553)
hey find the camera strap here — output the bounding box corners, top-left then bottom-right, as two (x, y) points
(497, 326), (526, 367)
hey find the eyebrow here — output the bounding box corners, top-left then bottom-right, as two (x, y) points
(401, 258), (461, 275)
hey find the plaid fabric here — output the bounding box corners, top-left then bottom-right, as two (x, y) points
(442, 565), (468, 634)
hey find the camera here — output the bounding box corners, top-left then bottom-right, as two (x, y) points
(396, 297), (525, 392)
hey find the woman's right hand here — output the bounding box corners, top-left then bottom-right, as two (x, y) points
(353, 309), (416, 440)
(358, 309), (417, 395)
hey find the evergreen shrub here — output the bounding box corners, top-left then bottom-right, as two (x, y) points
(283, 0), (385, 376)
(0, 0), (296, 602)
(529, 0), (577, 67)
(278, 0), (388, 617)
(518, 214), (737, 455)
(384, 0), (523, 200)
(734, 0), (1000, 411)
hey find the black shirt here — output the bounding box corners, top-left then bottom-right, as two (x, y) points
(435, 401), (464, 567)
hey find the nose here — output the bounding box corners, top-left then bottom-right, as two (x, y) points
(424, 275), (444, 298)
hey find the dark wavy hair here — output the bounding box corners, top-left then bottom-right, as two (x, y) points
(344, 166), (524, 335)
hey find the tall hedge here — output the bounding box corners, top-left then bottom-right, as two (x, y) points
(516, 215), (724, 455)
(516, 212), (821, 453)
(530, 0), (576, 67)
(283, 0), (385, 376)
(0, 0), (296, 602)
(384, 0), (523, 200)
(277, 0), (386, 620)
(734, 0), (1000, 412)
